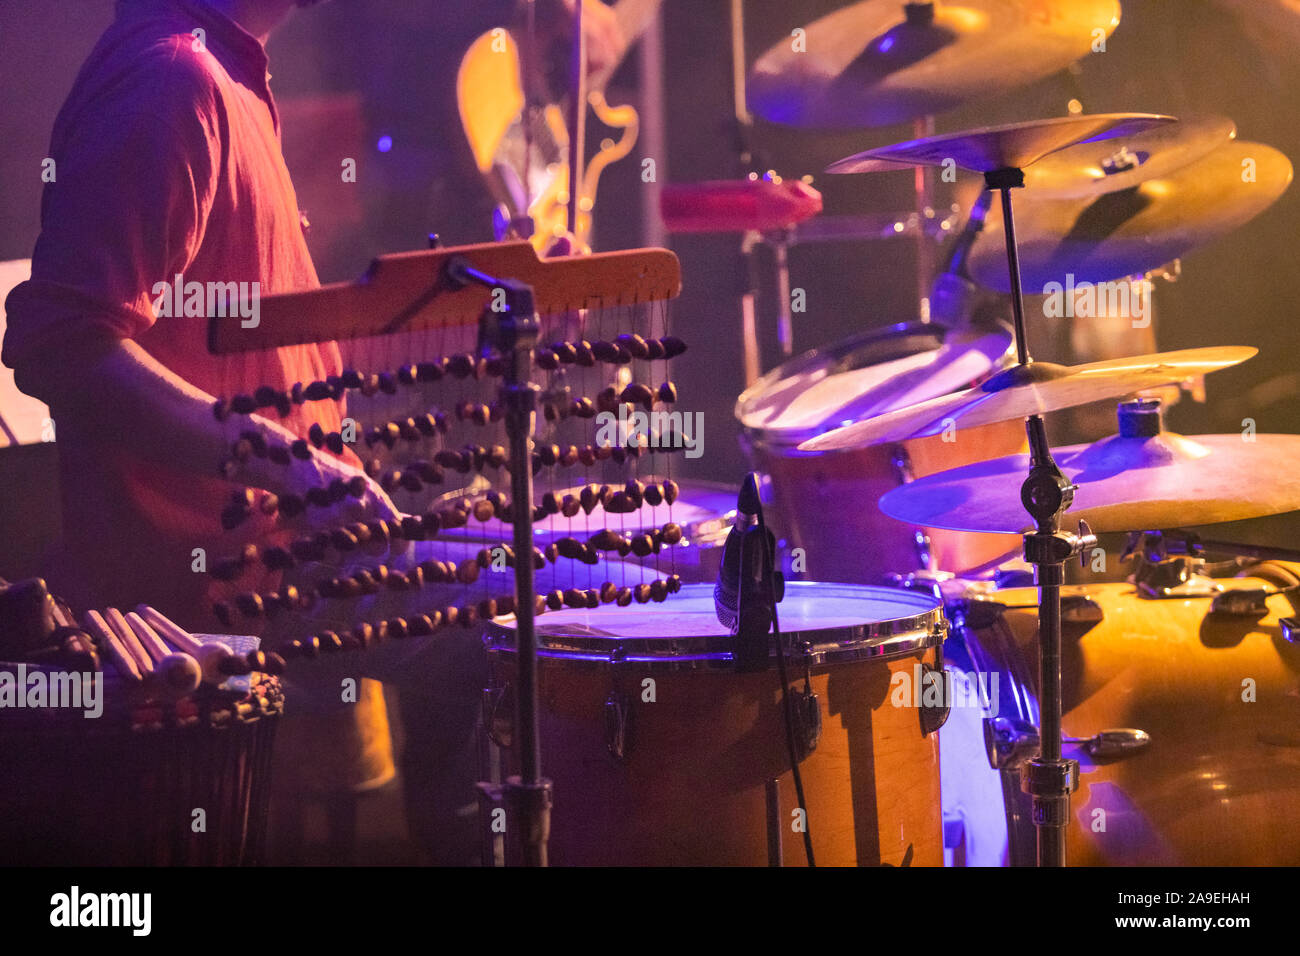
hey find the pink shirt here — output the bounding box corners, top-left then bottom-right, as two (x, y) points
(3, 0), (350, 625)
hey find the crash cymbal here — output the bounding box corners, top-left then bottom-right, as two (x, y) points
(797, 346), (1256, 450)
(826, 113), (1176, 175)
(969, 140), (1293, 290)
(877, 430), (1300, 534)
(749, 0), (1120, 129)
(1023, 115), (1236, 198)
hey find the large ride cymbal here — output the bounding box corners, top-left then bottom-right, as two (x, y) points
(968, 140), (1294, 290)
(798, 346), (1256, 450)
(749, 0), (1120, 129)
(877, 431), (1300, 534)
(825, 113), (1175, 175)
(1022, 115), (1237, 198)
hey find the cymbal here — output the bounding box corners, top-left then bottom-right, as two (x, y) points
(877, 431), (1300, 534)
(826, 113), (1176, 175)
(1022, 115), (1237, 198)
(797, 346), (1256, 450)
(968, 140), (1293, 289)
(748, 0), (1121, 129)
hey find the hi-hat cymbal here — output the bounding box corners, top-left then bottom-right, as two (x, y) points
(968, 140), (1293, 290)
(749, 0), (1120, 129)
(798, 346), (1256, 451)
(877, 431), (1300, 534)
(1022, 115), (1237, 198)
(826, 113), (1176, 175)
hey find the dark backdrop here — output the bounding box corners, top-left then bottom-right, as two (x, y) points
(3, 0), (1298, 547)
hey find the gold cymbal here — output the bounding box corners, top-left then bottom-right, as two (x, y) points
(825, 113), (1176, 175)
(1022, 115), (1237, 198)
(968, 140), (1294, 290)
(877, 431), (1300, 534)
(749, 0), (1120, 129)
(797, 346), (1256, 450)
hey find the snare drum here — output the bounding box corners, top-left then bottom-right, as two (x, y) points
(737, 323), (1025, 584)
(942, 568), (1300, 866)
(483, 582), (948, 866)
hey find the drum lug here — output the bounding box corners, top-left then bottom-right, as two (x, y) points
(1281, 616), (1300, 643)
(484, 684), (513, 749)
(919, 662), (951, 736)
(1210, 587), (1270, 618)
(790, 686), (822, 760)
(984, 716), (1040, 770)
(604, 692), (632, 762)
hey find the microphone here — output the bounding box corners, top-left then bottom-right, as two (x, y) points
(714, 473), (782, 672)
(929, 188), (993, 328)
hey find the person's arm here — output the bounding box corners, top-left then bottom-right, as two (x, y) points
(24, 332), (399, 527)
(2, 44), (397, 528)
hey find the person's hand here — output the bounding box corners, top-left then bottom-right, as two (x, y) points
(562, 0), (628, 84)
(285, 453), (404, 543)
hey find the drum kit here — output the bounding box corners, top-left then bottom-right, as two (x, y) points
(483, 0), (1300, 867)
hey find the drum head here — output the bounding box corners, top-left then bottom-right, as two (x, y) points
(484, 582), (945, 667)
(736, 323), (1013, 446)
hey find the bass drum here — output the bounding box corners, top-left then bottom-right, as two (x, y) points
(483, 582), (949, 866)
(737, 322), (1025, 585)
(942, 566), (1300, 866)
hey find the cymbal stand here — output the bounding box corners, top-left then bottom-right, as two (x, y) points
(985, 166), (1096, 866)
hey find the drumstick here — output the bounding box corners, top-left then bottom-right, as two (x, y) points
(124, 611), (202, 695)
(104, 607), (154, 675)
(135, 605), (235, 685)
(83, 609), (141, 682)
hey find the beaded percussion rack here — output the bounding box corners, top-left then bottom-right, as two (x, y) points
(203, 240), (687, 660)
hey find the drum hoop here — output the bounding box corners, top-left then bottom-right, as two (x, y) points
(483, 582), (947, 669)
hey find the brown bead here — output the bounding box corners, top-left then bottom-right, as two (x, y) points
(542, 491), (561, 515)
(546, 590), (564, 611)
(388, 618), (409, 640)
(535, 348), (560, 371)
(660, 336), (688, 359)
(634, 584), (652, 604)
(408, 614), (435, 637)
(497, 595), (516, 616)
(590, 529), (624, 551)
(661, 522), (683, 545)
(584, 590), (600, 609)
(600, 581), (618, 603)
(644, 483), (664, 506)
(596, 385), (620, 414)
(555, 537), (585, 561)
(620, 383), (655, 410)
(650, 579), (669, 602)
(663, 479), (680, 505)
(616, 587), (634, 607)
(456, 559), (480, 584)
(666, 574), (683, 594)
(560, 444), (581, 466)
(544, 542), (560, 564)
(473, 499), (496, 523)
(631, 534), (655, 558)
(458, 605), (478, 628)
(561, 495), (581, 519)
(616, 333), (650, 360)
(534, 595), (548, 616)
(578, 446), (597, 467)
(579, 485), (599, 514)
(478, 598), (498, 620)
(235, 593), (265, 618)
(563, 588), (587, 609)
(657, 381), (678, 404)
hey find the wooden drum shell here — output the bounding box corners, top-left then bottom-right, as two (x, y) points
(485, 583), (946, 866)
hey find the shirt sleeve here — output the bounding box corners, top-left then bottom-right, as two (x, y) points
(2, 40), (222, 394)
